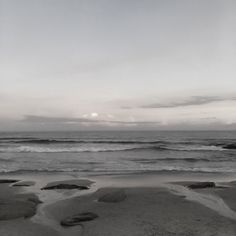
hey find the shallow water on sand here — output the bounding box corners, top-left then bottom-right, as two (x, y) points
(11, 172), (236, 235)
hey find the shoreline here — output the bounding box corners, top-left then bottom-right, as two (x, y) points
(1, 172), (236, 235)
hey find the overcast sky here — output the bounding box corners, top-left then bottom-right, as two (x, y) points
(1, 0), (236, 131)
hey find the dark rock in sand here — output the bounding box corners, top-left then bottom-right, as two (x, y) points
(0, 179), (19, 184)
(61, 212), (98, 226)
(41, 183), (89, 190)
(188, 182), (215, 189)
(13, 181), (35, 187)
(98, 189), (126, 203)
(41, 179), (93, 191)
(223, 144), (236, 149)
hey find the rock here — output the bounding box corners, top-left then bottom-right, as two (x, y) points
(13, 181), (35, 187)
(98, 189), (126, 203)
(41, 183), (89, 190)
(41, 179), (93, 190)
(0, 179), (19, 184)
(188, 182), (215, 189)
(223, 144), (236, 150)
(61, 212), (98, 226)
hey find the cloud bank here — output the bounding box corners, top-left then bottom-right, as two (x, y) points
(138, 96), (236, 109)
(23, 115), (160, 126)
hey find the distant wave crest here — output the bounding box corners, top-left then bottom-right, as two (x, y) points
(0, 166), (234, 174)
(0, 144), (228, 153)
(1, 138), (165, 145)
(0, 145), (147, 153)
(0, 136), (235, 153)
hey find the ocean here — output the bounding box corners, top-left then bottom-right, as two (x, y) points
(0, 131), (235, 175)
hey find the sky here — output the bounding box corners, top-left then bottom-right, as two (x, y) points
(1, 0), (236, 131)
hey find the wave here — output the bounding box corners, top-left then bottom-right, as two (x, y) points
(0, 137), (235, 151)
(157, 145), (226, 151)
(221, 144), (236, 150)
(0, 143), (231, 153)
(132, 157), (218, 163)
(0, 166), (235, 174)
(2, 138), (166, 145)
(0, 145), (148, 153)
(0, 158), (14, 162)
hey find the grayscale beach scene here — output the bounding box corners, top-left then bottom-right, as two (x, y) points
(1, 0), (236, 235)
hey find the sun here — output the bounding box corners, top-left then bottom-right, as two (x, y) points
(91, 113), (98, 118)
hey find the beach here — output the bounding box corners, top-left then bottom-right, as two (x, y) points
(2, 0), (236, 233)
(1, 172), (236, 236)
(1, 131), (236, 235)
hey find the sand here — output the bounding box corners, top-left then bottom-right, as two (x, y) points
(1, 175), (236, 236)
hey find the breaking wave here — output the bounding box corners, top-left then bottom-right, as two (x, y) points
(0, 143), (230, 153)
(1, 166), (235, 174)
(0, 145), (147, 153)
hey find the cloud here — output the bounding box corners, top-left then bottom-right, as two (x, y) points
(22, 115), (160, 126)
(23, 115), (96, 123)
(1, 115), (235, 131)
(139, 96), (236, 109)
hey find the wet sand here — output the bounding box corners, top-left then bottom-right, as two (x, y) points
(0, 181), (58, 236)
(1, 174), (236, 236)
